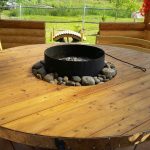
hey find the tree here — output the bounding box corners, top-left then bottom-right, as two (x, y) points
(111, 0), (141, 20)
(140, 0), (150, 25)
(0, 0), (7, 19)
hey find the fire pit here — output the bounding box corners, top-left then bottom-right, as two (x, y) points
(44, 44), (105, 76)
(32, 44), (117, 86)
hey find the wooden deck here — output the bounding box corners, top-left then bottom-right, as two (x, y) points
(0, 44), (149, 150)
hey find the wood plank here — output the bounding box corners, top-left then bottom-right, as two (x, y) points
(116, 141), (150, 150)
(0, 28), (45, 36)
(0, 20), (45, 49)
(1, 43), (26, 49)
(147, 23), (150, 30)
(145, 30), (150, 40)
(90, 99), (150, 137)
(124, 120), (150, 135)
(99, 22), (145, 31)
(0, 137), (52, 150)
(12, 142), (34, 150)
(99, 44), (150, 53)
(96, 35), (150, 49)
(2, 42), (44, 49)
(0, 138), (14, 150)
(99, 30), (145, 39)
(0, 36), (45, 44)
(0, 20), (45, 29)
(38, 83), (150, 137)
(3, 75), (150, 135)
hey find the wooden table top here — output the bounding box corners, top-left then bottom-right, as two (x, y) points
(0, 44), (150, 150)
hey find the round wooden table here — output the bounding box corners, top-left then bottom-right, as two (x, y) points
(0, 44), (150, 150)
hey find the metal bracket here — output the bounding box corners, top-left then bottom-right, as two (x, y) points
(55, 138), (67, 150)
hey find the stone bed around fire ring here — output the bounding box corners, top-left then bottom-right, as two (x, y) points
(32, 60), (117, 86)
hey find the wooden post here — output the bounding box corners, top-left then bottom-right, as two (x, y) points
(50, 31), (53, 42)
(0, 138), (14, 150)
(144, 11), (150, 29)
(81, 30), (84, 42)
(0, 40), (3, 51)
(51, 27), (55, 42)
(144, 10), (150, 40)
(53, 27), (55, 38)
(67, 36), (69, 43)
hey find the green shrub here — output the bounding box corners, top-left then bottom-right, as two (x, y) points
(8, 9), (18, 17)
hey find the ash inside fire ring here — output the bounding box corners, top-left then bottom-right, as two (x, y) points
(32, 60), (117, 86)
(59, 57), (91, 62)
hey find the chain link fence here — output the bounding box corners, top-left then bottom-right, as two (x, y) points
(3, 5), (135, 20)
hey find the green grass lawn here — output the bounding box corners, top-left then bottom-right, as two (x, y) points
(46, 22), (98, 44)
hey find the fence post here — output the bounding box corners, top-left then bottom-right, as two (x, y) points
(19, 3), (22, 19)
(82, 1), (86, 31)
(50, 31), (53, 42)
(53, 27), (55, 37)
(81, 30), (84, 42)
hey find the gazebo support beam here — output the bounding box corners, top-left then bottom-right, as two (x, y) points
(144, 11), (150, 28)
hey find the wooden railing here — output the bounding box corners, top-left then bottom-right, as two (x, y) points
(97, 22), (146, 39)
(0, 19), (45, 49)
(96, 11), (150, 44)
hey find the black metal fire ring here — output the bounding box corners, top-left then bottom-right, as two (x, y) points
(44, 44), (105, 76)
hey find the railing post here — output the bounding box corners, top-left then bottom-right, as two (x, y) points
(0, 40), (3, 51)
(144, 10), (150, 40)
(81, 30), (84, 42)
(144, 10), (150, 29)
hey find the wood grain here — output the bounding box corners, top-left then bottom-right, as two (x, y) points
(0, 28), (45, 36)
(145, 30), (150, 40)
(0, 137), (53, 150)
(0, 20), (45, 29)
(147, 24), (150, 30)
(96, 35), (150, 49)
(0, 20), (45, 49)
(0, 36), (44, 44)
(99, 22), (145, 31)
(144, 11), (150, 27)
(0, 44), (149, 149)
(99, 31), (145, 39)
(0, 138), (14, 150)
(98, 22), (150, 41)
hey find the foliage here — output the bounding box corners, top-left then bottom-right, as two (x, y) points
(2, 0), (143, 19)
(0, 0), (7, 19)
(0, 0), (7, 12)
(111, 0), (141, 11)
(108, 0), (141, 20)
(13, 0), (142, 19)
(8, 9), (18, 17)
(140, 0), (150, 15)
